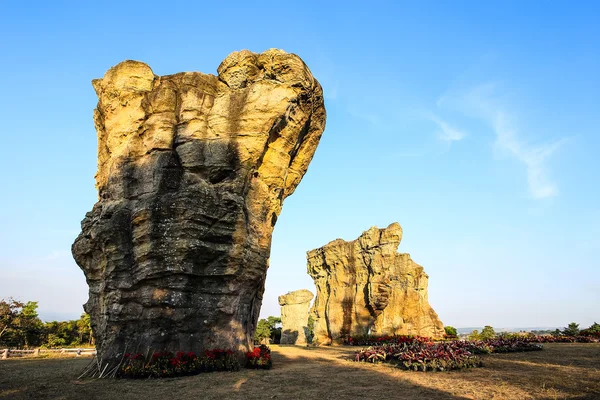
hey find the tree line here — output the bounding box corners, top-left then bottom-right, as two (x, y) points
(0, 298), (93, 349)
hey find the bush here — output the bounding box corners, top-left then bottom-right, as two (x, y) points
(562, 323), (580, 337)
(580, 322), (600, 338)
(480, 326), (496, 340)
(444, 326), (458, 339)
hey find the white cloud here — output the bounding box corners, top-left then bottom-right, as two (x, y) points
(438, 83), (566, 199)
(346, 104), (381, 125)
(425, 113), (467, 143)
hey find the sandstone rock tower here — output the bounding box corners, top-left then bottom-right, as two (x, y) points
(278, 289), (314, 345)
(307, 223), (444, 344)
(72, 49), (326, 371)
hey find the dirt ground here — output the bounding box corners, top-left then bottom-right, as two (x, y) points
(0, 343), (598, 400)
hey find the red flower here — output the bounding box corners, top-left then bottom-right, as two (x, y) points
(205, 350), (216, 359)
(187, 351), (196, 358)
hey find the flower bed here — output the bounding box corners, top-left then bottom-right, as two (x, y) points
(353, 337), (543, 372)
(354, 341), (482, 372)
(459, 339), (543, 354)
(245, 344), (272, 369)
(345, 335), (432, 347)
(118, 349), (239, 378)
(497, 333), (599, 344)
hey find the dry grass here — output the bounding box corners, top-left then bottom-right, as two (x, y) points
(0, 343), (598, 399)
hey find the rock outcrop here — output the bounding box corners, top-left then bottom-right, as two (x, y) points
(278, 289), (314, 345)
(72, 49), (326, 372)
(307, 223), (444, 344)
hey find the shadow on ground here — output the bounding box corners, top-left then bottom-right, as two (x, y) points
(0, 343), (598, 399)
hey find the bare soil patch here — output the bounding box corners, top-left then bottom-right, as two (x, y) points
(0, 343), (598, 399)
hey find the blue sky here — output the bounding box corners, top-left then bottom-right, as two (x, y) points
(0, 1), (598, 328)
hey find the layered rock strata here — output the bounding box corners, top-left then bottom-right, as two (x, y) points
(72, 49), (326, 371)
(278, 289), (314, 345)
(307, 223), (444, 344)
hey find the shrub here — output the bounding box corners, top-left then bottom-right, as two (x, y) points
(562, 323), (580, 337)
(468, 330), (481, 341)
(444, 326), (458, 339)
(480, 326), (496, 340)
(580, 322), (600, 338)
(245, 344), (272, 369)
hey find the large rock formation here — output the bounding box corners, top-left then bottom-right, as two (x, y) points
(72, 49), (326, 372)
(278, 289), (314, 345)
(307, 223), (444, 344)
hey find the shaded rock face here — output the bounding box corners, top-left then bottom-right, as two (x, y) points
(307, 223), (444, 344)
(278, 289), (314, 345)
(72, 49), (326, 367)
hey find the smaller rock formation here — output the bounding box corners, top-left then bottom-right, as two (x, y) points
(307, 223), (445, 344)
(278, 289), (314, 345)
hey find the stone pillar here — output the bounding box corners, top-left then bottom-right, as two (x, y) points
(71, 49), (326, 372)
(278, 290), (314, 345)
(307, 223), (445, 345)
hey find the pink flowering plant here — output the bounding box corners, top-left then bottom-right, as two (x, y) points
(353, 337), (543, 372)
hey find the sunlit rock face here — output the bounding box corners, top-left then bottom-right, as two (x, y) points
(72, 49), (326, 368)
(278, 289), (314, 345)
(307, 223), (444, 344)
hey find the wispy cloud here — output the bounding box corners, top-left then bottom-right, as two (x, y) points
(492, 112), (567, 198)
(425, 112), (467, 143)
(346, 104), (381, 125)
(438, 82), (566, 199)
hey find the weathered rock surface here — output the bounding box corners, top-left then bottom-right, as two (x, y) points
(72, 49), (326, 370)
(278, 289), (314, 345)
(307, 223), (444, 344)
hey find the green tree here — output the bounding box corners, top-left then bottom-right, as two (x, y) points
(0, 299), (43, 348)
(444, 326), (458, 337)
(76, 313), (93, 345)
(267, 316), (282, 344)
(0, 298), (24, 342)
(306, 315), (315, 343)
(468, 330), (481, 341)
(581, 322), (600, 336)
(562, 322), (580, 336)
(552, 328), (562, 337)
(480, 325), (496, 340)
(254, 319), (272, 343)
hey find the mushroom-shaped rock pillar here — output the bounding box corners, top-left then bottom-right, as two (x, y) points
(72, 49), (326, 373)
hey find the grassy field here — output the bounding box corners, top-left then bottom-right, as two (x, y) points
(0, 343), (598, 399)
